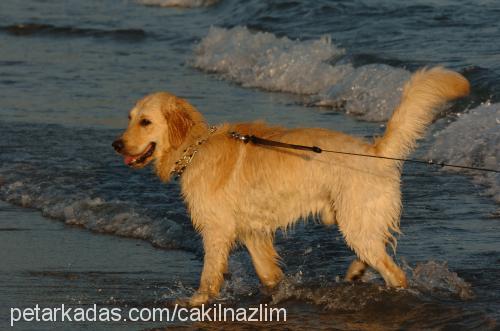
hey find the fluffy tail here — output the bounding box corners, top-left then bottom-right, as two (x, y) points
(375, 67), (470, 159)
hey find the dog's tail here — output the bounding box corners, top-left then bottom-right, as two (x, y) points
(374, 67), (469, 160)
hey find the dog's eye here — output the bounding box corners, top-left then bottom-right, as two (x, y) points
(140, 119), (152, 127)
(128, 114), (131, 120)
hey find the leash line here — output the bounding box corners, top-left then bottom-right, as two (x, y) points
(229, 132), (499, 174)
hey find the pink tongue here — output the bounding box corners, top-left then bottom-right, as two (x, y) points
(124, 156), (135, 165)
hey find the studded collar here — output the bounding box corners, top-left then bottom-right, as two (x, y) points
(170, 126), (217, 178)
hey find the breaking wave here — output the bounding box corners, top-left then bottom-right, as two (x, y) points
(428, 102), (500, 204)
(193, 26), (412, 121)
(316, 64), (410, 122)
(137, 0), (220, 8)
(0, 179), (199, 252)
(193, 26), (347, 94)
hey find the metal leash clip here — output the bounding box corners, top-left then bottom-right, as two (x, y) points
(229, 131), (250, 143)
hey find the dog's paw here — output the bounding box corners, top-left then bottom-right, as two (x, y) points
(260, 281), (282, 298)
(174, 297), (191, 307)
(190, 292), (211, 306)
(175, 292), (210, 307)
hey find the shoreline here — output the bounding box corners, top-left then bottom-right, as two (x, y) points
(0, 201), (201, 330)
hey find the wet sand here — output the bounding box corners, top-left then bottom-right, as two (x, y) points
(0, 201), (202, 330)
(1, 201), (498, 331)
(0, 201), (318, 331)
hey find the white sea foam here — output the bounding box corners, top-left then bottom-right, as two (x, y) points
(316, 64), (410, 122)
(0, 179), (197, 251)
(411, 261), (473, 299)
(137, 0), (219, 8)
(428, 103), (500, 203)
(193, 26), (412, 121)
(269, 260), (473, 309)
(193, 26), (348, 95)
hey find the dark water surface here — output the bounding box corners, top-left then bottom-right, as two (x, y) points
(0, 0), (499, 330)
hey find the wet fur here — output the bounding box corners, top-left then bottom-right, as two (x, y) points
(116, 67), (469, 305)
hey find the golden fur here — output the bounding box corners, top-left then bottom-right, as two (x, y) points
(114, 67), (469, 306)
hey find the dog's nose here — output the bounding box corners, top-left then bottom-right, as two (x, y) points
(112, 139), (124, 152)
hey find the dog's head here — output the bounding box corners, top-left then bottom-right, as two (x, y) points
(112, 92), (202, 169)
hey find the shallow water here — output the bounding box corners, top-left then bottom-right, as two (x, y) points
(0, 0), (499, 329)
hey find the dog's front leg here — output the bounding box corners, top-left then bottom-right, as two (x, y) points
(188, 229), (234, 306)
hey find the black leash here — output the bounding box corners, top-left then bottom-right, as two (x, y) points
(229, 132), (500, 174)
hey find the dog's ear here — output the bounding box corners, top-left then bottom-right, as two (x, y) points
(163, 98), (195, 149)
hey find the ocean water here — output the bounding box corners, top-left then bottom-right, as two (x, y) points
(0, 0), (499, 329)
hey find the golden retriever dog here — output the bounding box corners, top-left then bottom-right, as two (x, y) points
(112, 67), (469, 306)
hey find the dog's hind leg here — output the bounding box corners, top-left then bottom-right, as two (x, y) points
(321, 202), (368, 282)
(345, 258), (367, 281)
(367, 248), (407, 288)
(244, 234), (283, 289)
(337, 191), (407, 288)
(343, 233), (407, 287)
(340, 230), (407, 287)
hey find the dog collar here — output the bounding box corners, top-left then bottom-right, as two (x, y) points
(170, 126), (217, 179)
